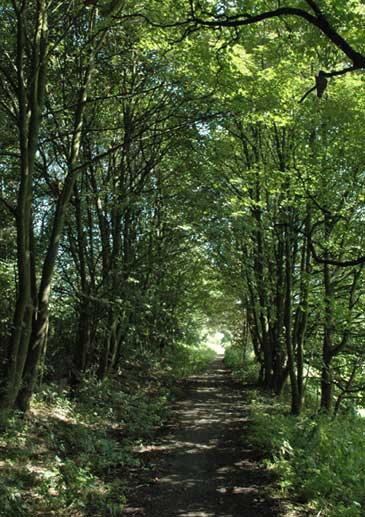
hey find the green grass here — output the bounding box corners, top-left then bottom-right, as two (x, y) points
(224, 345), (365, 517)
(224, 344), (259, 384)
(163, 341), (217, 381)
(0, 342), (215, 515)
(250, 398), (365, 516)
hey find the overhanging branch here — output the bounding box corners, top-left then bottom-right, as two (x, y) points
(310, 239), (365, 267)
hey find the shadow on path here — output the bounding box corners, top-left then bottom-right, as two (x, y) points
(122, 356), (280, 517)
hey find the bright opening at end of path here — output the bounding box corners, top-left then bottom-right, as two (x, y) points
(206, 331), (225, 355)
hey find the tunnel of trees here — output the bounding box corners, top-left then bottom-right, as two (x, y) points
(0, 0), (365, 515)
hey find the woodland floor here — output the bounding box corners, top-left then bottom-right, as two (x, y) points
(121, 356), (283, 517)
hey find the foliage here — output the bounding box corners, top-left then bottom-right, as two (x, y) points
(0, 344), (215, 515)
(1, 0), (365, 512)
(226, 346), (365, 515)
(164, 342), (217, 381)
(224, 345), (261, 385)
(249, 397), (365, 516)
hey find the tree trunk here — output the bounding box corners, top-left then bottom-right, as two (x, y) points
(320, 218), (333, 413)
(0, 1), (48, 425)
(284, 219), (301, 415)
(16, 310), (48, 412)
(15, 41), (97, 412)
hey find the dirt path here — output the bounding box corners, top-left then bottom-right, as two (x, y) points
(122, 356), (280, 517)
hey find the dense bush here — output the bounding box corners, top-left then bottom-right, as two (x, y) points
(224, 345), (259, 385)
(225, 347), (365, 517)
(251, 401), (365, 516)
(164, 342), (217, 380)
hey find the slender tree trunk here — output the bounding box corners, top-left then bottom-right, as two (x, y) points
(284, 219), (301, 415)
(252, 195), (273, 389)
(0, 1), (48, 424)
(320, 218), (333, 413)
(16, 33), (98, 411)
(73, 181), (92, 378)
(75, 300), (91, 374)
(272, 233), (286, 395)
(293, 207), (311, 410)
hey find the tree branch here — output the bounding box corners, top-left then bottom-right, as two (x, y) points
(310, 239), (365, 267)
(188, 5), (365, 69)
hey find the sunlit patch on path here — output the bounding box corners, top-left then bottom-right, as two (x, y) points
(122, 357), (279, 516)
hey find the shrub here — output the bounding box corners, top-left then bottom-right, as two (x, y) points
(249, 395), (365, 516)
(224, 345), (259, 384)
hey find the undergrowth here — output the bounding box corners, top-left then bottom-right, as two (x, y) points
(225, 344), (365, 517)
(0, 342), (215, 516)
(224, 344), (259, 384)
(164, 342), (217, 381)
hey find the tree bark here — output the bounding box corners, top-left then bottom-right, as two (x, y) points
(320, 217), (333, 413)
(0, 1), (48, 424)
